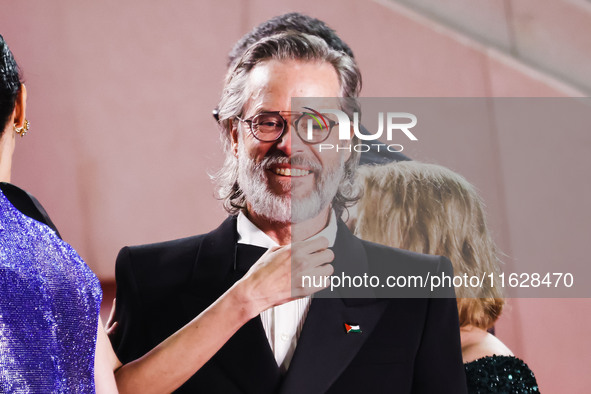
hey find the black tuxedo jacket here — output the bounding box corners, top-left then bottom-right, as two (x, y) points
(111, 216), (467, 393)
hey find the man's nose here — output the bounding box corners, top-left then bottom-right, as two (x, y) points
(275, 121), (306, 156)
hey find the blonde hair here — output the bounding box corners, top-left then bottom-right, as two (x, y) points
(355, 161), (503, 329)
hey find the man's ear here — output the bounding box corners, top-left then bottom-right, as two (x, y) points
(13, 84), (27, 129)
(230, 120), (239, 157)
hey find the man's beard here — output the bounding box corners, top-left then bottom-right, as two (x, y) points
(237, 144), (345, 224)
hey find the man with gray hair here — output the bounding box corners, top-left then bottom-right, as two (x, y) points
(215, 12), (410, 164)
(112, 27), (467, 393)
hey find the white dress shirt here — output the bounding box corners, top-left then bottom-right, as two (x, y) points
(236, 211), (337, 373)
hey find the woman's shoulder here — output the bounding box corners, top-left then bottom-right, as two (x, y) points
(0, 182), (61, 237)
(461, 328), (513, 363)
(465, 355), (539, 393)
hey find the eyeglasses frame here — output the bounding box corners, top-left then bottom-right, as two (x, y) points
(235, 110), (338, 144)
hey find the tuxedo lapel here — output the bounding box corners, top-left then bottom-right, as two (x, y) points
(212, 243), (281, 393)
(182, 216), (238, 301)
(279, 297), (388, 394)
(214, 315), (281, 393)
(180, 216), (280, 393)
(279, 224), (388, 394)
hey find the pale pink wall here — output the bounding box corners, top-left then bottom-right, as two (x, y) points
(1, 1), (244, 278)
(1, 0), (589, 391)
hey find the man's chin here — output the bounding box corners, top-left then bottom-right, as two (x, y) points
(291, 196), (326, 224)
(246, 195), (290, 224)
(244, 194), (326, 224)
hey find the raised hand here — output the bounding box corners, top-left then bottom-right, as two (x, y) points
(236, 236), (334, 319)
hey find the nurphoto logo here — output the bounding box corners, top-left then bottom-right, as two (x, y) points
(302, 107), (418, 153)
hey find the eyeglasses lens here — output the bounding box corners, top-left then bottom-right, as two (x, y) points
(295, 113), (333, 143)
(252, 113), (285, 141)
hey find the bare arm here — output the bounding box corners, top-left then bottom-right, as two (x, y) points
(95, 317), (121, 393)
(97, 237), (333, 393)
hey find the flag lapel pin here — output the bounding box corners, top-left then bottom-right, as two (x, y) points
(344, 323), (362, 334)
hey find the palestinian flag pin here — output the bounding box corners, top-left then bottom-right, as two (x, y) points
(344, 323), (362, 334)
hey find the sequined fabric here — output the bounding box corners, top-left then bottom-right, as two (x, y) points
(0, 189), (102, 393)
(465, 355), (539, 393)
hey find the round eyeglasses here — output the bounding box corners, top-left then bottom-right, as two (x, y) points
(235, 111), (338, 144)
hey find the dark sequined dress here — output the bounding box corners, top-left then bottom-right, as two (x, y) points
(465, 355), (539, 393)
(0, 186), (102, 393)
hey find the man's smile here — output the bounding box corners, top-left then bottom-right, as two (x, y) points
(270, 166), (312, 177)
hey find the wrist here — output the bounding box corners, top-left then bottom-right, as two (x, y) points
(227, 279), (261, 322)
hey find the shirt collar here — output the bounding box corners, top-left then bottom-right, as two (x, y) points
(236, 210), (338, 248)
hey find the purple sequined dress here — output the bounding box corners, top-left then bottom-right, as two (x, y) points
(0, 188), (102, 393)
